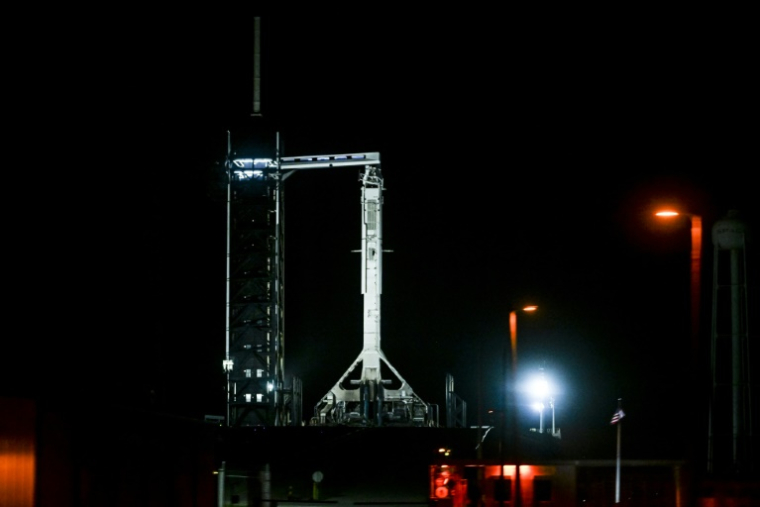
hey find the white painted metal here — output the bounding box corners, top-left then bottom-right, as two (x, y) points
(313, 163), (432, 426)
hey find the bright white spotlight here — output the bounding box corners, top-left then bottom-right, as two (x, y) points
(529, 376), (550, 399)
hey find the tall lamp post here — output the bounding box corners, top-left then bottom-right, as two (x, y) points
(504, 305), (537, 507)
(532, 401), (545, 433)
(655, 209), (703, 475)
(655, 210), (703, 349)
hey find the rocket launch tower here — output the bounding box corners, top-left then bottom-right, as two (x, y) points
(223, 18), (438, 428)
(224, 147), (435, 427)
(313, 162), (435, 427)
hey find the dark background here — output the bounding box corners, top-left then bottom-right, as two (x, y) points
(7, 13), (756, 461)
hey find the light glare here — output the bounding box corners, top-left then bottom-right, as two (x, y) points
(529, 376), (550, 398)
(232, 158), (273, 169)
(234, 169), (265, 180)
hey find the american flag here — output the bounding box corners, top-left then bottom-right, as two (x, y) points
(610, 409), (625, 424)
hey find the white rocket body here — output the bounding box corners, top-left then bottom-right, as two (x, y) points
(313, 165), (431, 426)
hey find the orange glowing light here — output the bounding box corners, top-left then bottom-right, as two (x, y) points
(519, 464), (536, 479)
(655, 210), (680, 217)
(496, 465), (538, 478)
(0, 452), (35, 506)
(522, 305), (538, 312)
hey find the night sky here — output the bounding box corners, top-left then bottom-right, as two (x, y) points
(10, 14), (756, 460)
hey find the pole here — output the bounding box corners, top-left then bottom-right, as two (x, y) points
(498, 409), (504, 507)
(498, 313), (509, 507)
(539, 406), (543, 433)
(687, 215), (703, 482)
(476, 342), (485, 506)
(551, 397), (555, 436)
(224, 132), (232, 426)
(218, 461), (226, 507)
(689, 215), (702, 359)
(615, 418), (621, 503)
(510, 311), (521, 507)
(261, 464), (272, 507)
(615, 399), (622, 504)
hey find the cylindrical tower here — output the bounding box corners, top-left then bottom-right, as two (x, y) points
(708, 210), (755, 475)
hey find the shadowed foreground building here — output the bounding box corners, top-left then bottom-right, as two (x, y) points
(6, 396), (760, 506)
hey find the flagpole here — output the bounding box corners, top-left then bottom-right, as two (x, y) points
(615, 398), (622, 504)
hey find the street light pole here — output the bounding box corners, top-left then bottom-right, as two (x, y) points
(655, 209), (703, 477)
(509, 310), (520, 507)
(655, 210), (703, 368)
(550, 396), (555, 436)
(530, 371), (551, 434)
(539, 404), (544, 433)
(689, 214), (703, 348)
(508, 305), (537, 507)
